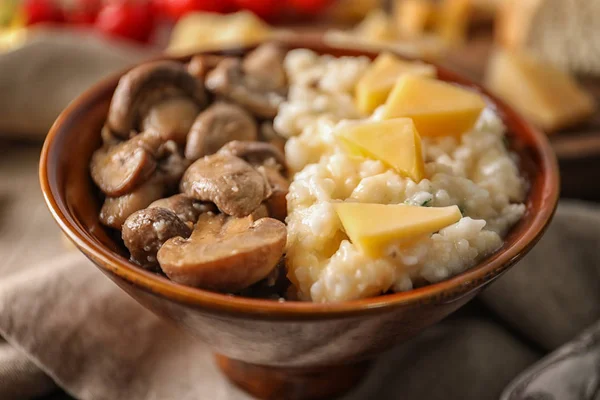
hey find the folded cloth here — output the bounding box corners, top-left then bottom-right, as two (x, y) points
(0, 142), (597, 400)
(0, 340), (56, 400)
(0, 28), (153, 141)
(481, 201), (600, 350)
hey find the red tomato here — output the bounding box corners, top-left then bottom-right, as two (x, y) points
(288, 0), (331, 15)
(65, 0), (102, 25)
(232, 0), (284, 20)
(151, 0), (168, 17)
(95, 2), (155, 44)
(164, 0), (232, 20)
(23, 0), (64, 25)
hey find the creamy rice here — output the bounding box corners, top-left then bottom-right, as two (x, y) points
(279, 49), (527, 303)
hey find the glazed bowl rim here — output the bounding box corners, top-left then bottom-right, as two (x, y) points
(40, 38), (560, 319)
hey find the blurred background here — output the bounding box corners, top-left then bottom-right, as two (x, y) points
(1, 1), (600, 400)
(1, 0), (599, 200)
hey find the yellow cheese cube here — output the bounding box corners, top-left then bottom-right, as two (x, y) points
(337, 118), (425, 182)
(334, 203), (462, 257)
(485, 49), (596, 133)
(356, 52), (436, 114)
(382, 75), (486, 137)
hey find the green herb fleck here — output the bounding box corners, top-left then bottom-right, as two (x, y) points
(421, 199), (432, 207)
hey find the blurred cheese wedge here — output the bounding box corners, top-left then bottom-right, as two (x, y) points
(352, 9), (397, 43)
(334, 203), (462, 257)
(337, 118), (425, 182)
(435, 0), (471, 46)
(0, 27), (26, 52)
(382, 75), (486, 137)
(485, 49), (596, 133)
(496, 0), (600, 75)
(356, 52), (436, 114)
(393, 0), (436, 38)
(167, 11), (272, 56)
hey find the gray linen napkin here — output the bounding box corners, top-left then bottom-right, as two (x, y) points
(481, 201), (600, 350)
(0, 28), (152, 140)
(0, 142), (598, 400)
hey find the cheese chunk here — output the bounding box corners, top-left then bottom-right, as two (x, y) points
(356, 52), (436, 114)
(436, 0), (472, 45)
(334, 203), (462, 257)
(485, 49), (596, 133)
(393, 0), (436, 38)
(382, 75), (486, 137)
(353, 9), (397, 43)
(337, 118), (425, 182)
(168, 11), (272, 55)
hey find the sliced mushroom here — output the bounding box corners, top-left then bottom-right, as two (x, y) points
(258, 122), (286, 154)
(149, 194), (216, 225)
(99, 178), (165, 230)
(217, 140), (287, 173)
(157, 213), (287, 292)
(141, 97), (200, 144)
(185, 102), (258, 161)
(243, 43), (287, 91)
(187, 55), (229, 80)
(217, 141), (289, 221)
(107, 61), (207, 139)
(205, 58), (286, 119)
(91, 138), (156, 197)
(180, 153), (268, 217)
(122, 207), (192, 269)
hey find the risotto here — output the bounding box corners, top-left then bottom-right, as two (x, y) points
(90, 44), (526, 303)
(279, 49), (527, 302)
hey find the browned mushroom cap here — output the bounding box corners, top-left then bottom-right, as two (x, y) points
(217, 140), (287, 173)
(242, 43), (287, 91)
(99, 178), (165, 230)
(91, 130), (168, 197)
(157, 213), (286, 292)
(185, 102), (258, 161)
(180, 153), (268, 217)
(122, 207), (192, 269)
(107, 61), (207, 139)
(187, 55), (229, 80)
(141, 97), (200, 145)
(205, 58), (286, 119)
(149, 194), (216, 225)
(91, 139), (156, 197)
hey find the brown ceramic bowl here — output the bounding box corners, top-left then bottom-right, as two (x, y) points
(40, 39), (559, 400)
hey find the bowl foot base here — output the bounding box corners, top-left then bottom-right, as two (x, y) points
(215, 354), (371, 400)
